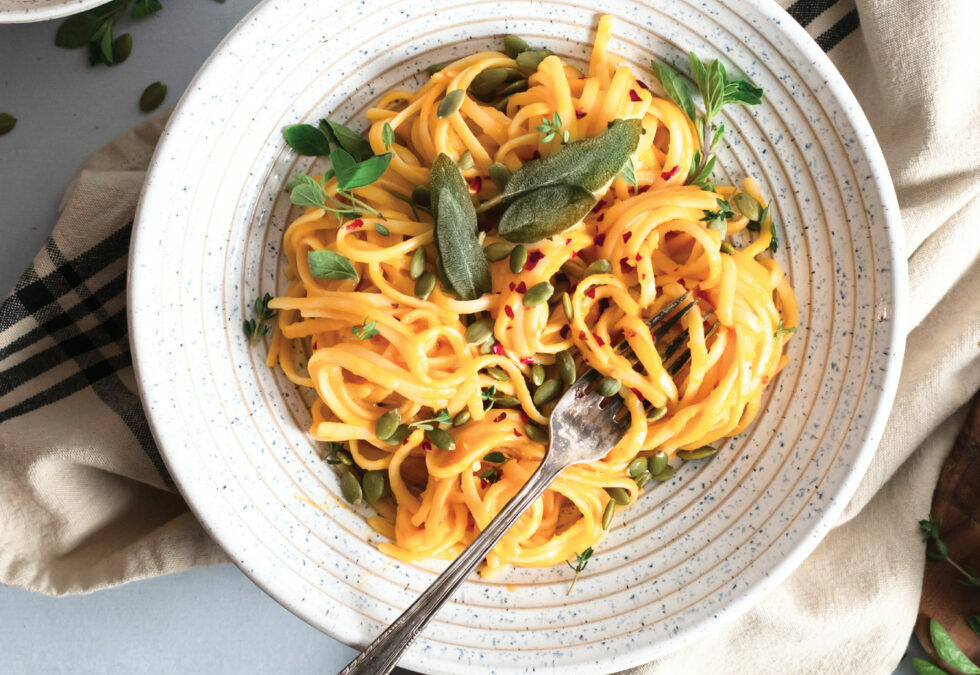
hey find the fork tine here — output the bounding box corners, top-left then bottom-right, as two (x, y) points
(661, 309), (715, 365)
(616, 292), (691, 359)
(651, 299), (696, 342)
(667, 318), (719, 376)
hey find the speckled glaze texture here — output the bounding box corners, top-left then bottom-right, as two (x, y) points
(128, 1), (906, 672)
(0, 0), (105, 23)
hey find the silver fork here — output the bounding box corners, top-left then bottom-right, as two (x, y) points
(338, 293), (697, 675)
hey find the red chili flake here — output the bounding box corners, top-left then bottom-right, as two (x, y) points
(592, 200), (606, 213)
(507, 326), (513, 330)
(651, 334), (656, 344)
(480, 478), (489, 489)
(560, 324), (571, 338)
(570, 251), (578, 258)
(631, 387), (645, 400)
(519, 357), (535, 365)
(532, 150), (541, 159)
(575, 108), (587, 119)
(661, 166), (680, 181)
(504, 305), (515, 319)
(516, 281), (527, 293)
(629, 89), (642, 102)
(422, 440), (432, 452)
(509, 281), (516, 291)
(628, 331), (637, 338)
(593, 332), (606, 346)
(641, 273), (647, 279)
(402, 438), (411, 445)
(524, 250), (544, 271)
(312, 339), (319, 350)
(578, 330), (587, 341)
(638, 185), (652, 194)
(565, 238), (572, 245)
(636, 80), (649, 90)
(594, 233), (606, 247)
(494, 412), (506, 423)
(761, 375), (770, 385)
(468, 176), (483, 193)
(520, 411), (529, 423)
(585, 287), (597, 299)
(345, 218), (364, 230)
(513, 429), (523, 437)
(597, 213), (605, 222)
(635, 253), (642, 261)
(492, 343), (504, 355)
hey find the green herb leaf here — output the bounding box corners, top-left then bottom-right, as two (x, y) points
(352, 318), (379, 340)
(498, 183), (597, 243)
(967, 616), (980, 635)
(686, 152), (716, 190)
(286, 174), (328, 208)
(97, 23), (114, 63)
(131, 0), (163, 18)
(319, 119), (373, 161)
(621, 157), (637, 189)
(283, 124), (331, 156)
(480, 118), (642, 212)
(565, 547), (594, 594)
(375, 223), (390, 236)
(700, 198), (735, 223)
(481, 385), (497, 411)
(381, 122), (395, 150)
(410, 408), (452, 429)
(483, 451), (509, 464)
(930, 619), (980, 674)
(913, 659), (948, 675)
(768, 215), (780, 253)
(308, 250), (359, 281)
(0, 113), (16, 136)
(253, 293), (276, 321)
(774, 319), (796, 339)
(429, 153), (492, 300)
(651, 61), (696, 121)
(723, 78), (764, 106)
(331, 148), (392, 190)
(480, 467), (503, 485)
(55, 12), (103, 49)
(537, 112), (567, 143)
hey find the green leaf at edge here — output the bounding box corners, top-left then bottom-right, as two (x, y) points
(308, 250), (359, 282)
(283, 124), (331, 156)
(331, 148), (392, 190)
(320, 119), (374, 162)
(652, 61), (696, 122)
(55, 13), (102, 49)
(912, 658), (947, 675)
(930, 619), (980, 674)
(498, 184), (597, 244)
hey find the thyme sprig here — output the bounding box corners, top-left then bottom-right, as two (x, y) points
(919, 516), (980, 586)
(565, 547), (594, 595)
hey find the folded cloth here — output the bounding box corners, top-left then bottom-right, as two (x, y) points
(0, 1), (977, 674)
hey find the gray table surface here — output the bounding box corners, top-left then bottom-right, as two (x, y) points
(0, 3), (923, 673)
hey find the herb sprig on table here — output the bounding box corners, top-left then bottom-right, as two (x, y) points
(55, 0), (159, 67)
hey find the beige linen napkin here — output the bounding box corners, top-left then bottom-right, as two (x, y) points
(0, 0), (977, 672)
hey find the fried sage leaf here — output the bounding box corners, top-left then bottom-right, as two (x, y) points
(498, 184), (596, 243)
(429, 153), (491, 300)
(478, 118), (642, 212)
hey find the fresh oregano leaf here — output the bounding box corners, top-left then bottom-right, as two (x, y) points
(912, 659), (947, 675)
(286, 174), (327, 208)
(930, 619), (980, 674)
(498, 184), (596, 243)
(283, 124), (331, 156)
(55, 13), (102, 49)
(723, 78), (763, 106)
(651, 61), (696, 122)
(131, 0), (163, 18)
(429, 153), (491, 300)
(479, 118), (642, 212)
(308, 250), (359, 281)
(330, 148), (392, 190)
(319, 119), (373, 161)
(381, 122), (395, 150)
(0, 113), (16, 136)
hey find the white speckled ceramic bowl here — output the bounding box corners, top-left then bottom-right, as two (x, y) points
(129, 0), (906, 672)
(0, 0), (103, 23)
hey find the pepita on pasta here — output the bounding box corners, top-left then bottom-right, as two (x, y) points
(465, 317), (494, 344)
(604, 486), (630, 505)
(340, 470), (362, 504)
(375, 410), (400, 440)
(483, 242), (511, 261)
(602, 499), (615, 529)
(509, 243), (527, 273)
(437, 89), (466, 118)
(523, 281), (553, 307)
(678, 446), (718, 461)
(533, 378), (561, 406)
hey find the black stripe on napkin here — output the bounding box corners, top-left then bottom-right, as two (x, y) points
(785, 0), (838, 27)
(815, 9), (860, 52)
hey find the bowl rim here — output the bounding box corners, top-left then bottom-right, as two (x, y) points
(0, 0), (106, 24)
(128, 0), (908, 670)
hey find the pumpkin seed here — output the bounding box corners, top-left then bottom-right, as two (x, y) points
(585, 258), (612, 276)
(605, 486), (630, 505)
(532, 378), (561, 407)
(733, 191), (763, 222)
(484, 242), (511, 261)
(426, 62), (448, 75)
(561, 292), (574, 320)
(523, 281), (553, 307)
(509, 244), (527, 274)
(498, 183), (596, 244)
(429, 154), (492, 300)
(556, 349), (576, 385)
(516, 49), (553, 75)
(501, 79), (529, 97)
(652, 465), (676, 482)
(525, 423), (548, 443)
(0, 113), (16, 136)
(375, 410), (400, 440)
(634, 471), (653, 489)
(410, 247), (426, 279)
(531, 364), (546, 386)
(707, 217), (727, 236)
(503, 34), (530, 58)
(677, 445), (718, 461)
(139, 81), (167, 112)
(465, 317), (494, 344)
(487, 366), (509, 381)
(720, 241), (735, 255)
(646, 406), (667, 421)
(551, 275), (569, 299)
(602, 499), (615, 529)
(387, 424), (413, 444)
(411, 185), (431, 206)
(414, 271), (436, 299)
(112, 33), (132, 65)
(479, 337), (497, 354)
(452, 410), (471, 426)
(649, 451), (669, 475)
(437, 89), (466, 118)
(335, 448), (354, 466)
(489, 163), (512, 190)
(494, 394), (520, 407)
(340, 470), (363, 504)
(470, 68), (509, 101)
(494, 96), (512, 112)
(362, 470), (386, 502)
(457, 149), (474, 170)
(627, 457), (649, 478)
(597, 376), (621, 397)
(425, 427), (455, 450)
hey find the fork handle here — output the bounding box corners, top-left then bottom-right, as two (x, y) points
(338, 457), (563, 675)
